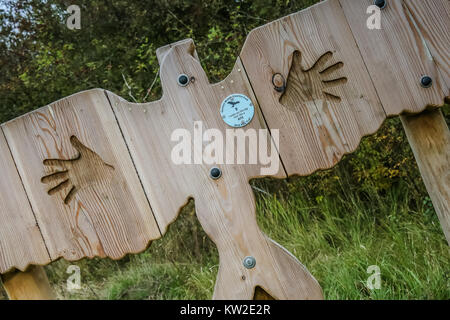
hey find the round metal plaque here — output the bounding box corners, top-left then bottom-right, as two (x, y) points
(220, 94), (255, 128)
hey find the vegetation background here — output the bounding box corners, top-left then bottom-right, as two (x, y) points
(0, 0), (448, 300)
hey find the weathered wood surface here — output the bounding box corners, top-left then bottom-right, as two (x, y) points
(240, 0), (386, 176)
(404, 0), (450, 94)
(340, 0), (447, 115)
(1, 266), (54, 300)
(2, 89), (161, 264)
(108, 39), (322, 299)
(0, 131), (50, 274)
(401, 109), (450, 244)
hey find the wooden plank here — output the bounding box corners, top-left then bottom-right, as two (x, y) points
(0, 130), (50, 274)
(108, 39), (322, 299)
(404, 0), (450, 94)
(401, 109), (450, 244)
(1, 266), (54, 300)
(240, 0), (386, 176)
(340, 0), (447, 115)
(2, 89), (161, 262)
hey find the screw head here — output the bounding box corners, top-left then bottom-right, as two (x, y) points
(374, 0), (387, 9)
(243, 256), (256, 269)
(209, 167), (222, 180)
(420, 75), (433, 88)
(177, 74), (190, 87)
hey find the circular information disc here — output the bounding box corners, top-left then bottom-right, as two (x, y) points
(220, 94), (255, 128)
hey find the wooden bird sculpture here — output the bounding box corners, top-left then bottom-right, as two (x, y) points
(0, 0), (448, 300)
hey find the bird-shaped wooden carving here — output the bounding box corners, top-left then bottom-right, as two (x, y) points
(0, 0), (448, 300)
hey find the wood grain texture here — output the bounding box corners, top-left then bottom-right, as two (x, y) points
(401, 109), (450, 244)
(240, 0), (386, 176)
(404, 0), (450, 95)
(1, 266), (54, 300)
(0, 131), (50, 274)
(340, 0), (447, 115)
(108, 39), (322, 299)
(2, 89), (161, 262)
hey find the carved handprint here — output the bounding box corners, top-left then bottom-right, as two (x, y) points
(41, 136), (115, 204)
(278, 51), (347, 110)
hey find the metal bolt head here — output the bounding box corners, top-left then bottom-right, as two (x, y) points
(177, 74), (190, 87)
(420, 75), (433, 88)
(243, 256), (256, 269)
(209, 167), (222, 180)
(374, 0), (387, 9)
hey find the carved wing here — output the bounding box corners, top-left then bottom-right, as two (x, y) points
(240, 0), (447, 175)
(0, 89), (161, 273)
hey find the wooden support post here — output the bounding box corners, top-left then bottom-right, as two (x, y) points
(400, 109), (450, 244)
(1, 266), (55, 300)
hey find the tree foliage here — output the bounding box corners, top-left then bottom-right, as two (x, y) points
(0, 0), (316, 119)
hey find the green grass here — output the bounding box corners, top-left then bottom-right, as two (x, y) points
(254, 180), (449, 299)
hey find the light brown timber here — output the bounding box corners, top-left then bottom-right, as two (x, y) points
(401, 109), (450, 244)
(1, 266), (55, 300)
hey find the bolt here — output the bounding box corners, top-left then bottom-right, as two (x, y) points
(243, 256), (256, 269)
(177, 74), (190, 87)
(374, 0), (387, 9)
(210, 167), (222, 180)
(420, 75), (433, 88)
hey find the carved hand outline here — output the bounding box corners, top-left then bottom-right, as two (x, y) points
(41, 136), (115, 204)
(279, 51), (347, 110)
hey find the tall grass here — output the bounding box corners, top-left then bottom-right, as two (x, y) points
(254, 177), (449, 299)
